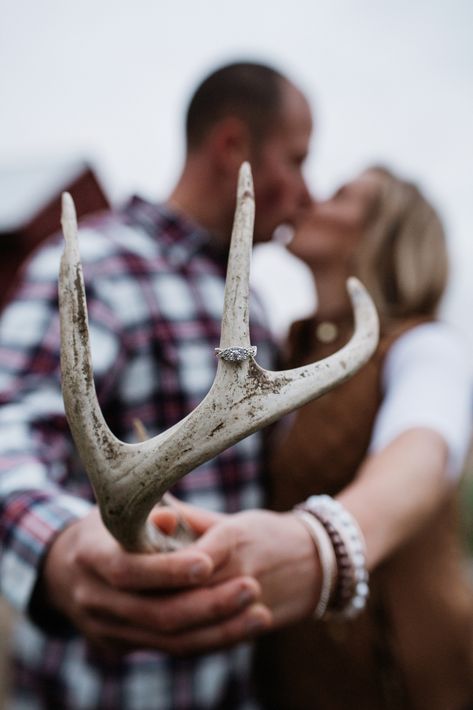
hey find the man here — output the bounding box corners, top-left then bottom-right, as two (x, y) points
(0, 61), (313, 708)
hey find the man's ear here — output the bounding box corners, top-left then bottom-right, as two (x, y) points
(209, 116), (251, 175)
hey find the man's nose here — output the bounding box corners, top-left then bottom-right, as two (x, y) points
(294, 188), (318, 223)
(297, 171), (317, 211)
(299, 175), (311, 204)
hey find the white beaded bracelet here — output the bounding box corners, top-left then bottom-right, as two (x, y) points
(293, 509), (337, 619)
(298, 495), (369, 620)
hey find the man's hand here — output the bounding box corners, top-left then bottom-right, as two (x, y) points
(41, 507), (269, 656)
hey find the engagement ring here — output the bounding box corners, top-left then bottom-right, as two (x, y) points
(214, 346), (257, 362)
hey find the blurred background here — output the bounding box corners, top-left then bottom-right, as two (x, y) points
(1, 1), (472, 702)
(1, 0), (472, 340)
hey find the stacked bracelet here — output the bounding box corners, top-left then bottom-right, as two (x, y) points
(296, 494), (369, 620)
(293, 509), (336, 619)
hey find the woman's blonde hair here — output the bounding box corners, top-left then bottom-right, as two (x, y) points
(354, 166), (449, 327)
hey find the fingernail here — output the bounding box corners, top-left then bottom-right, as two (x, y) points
(246, 615), (267, 635)
(238, 588), (255, 608)
(189, 560), (209, 582)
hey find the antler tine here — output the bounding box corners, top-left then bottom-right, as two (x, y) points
(218, 161), (253, 349)
(59, 167), (379, 554)
(244, 276), (379, 421)
(59, 192), (128, 472)
(59, 192), (174, 552)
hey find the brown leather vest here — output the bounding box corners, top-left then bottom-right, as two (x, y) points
(255, 317), (473, 710)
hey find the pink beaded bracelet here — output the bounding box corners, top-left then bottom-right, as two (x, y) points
(296, 495), (369, 620)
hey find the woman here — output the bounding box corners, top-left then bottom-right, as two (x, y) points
(255, 166), (473, 709)
(148, 166), (473, 709)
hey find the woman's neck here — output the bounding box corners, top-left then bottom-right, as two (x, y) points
(313, 265), (352, 322)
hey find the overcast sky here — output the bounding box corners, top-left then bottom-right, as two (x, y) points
(1, 0), (472, 343)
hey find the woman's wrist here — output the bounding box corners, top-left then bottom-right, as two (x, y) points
(294, 495), (369, 620)
(293, 509), (337, 618)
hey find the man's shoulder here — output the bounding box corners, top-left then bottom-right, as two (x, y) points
(79, 208), (164, 268)
(76, 201), (213, 276)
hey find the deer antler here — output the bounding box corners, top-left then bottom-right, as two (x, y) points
(59, 163), (379, 553)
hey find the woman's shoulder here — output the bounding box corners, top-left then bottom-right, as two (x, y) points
(386, 320), (470, 368)
(381, 320), (473, 396)
(373, 320), (473, 477)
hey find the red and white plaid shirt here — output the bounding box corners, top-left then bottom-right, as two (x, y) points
(0, 197), (277, 709)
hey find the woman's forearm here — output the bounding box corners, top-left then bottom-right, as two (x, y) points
(336, 427), (451, 570)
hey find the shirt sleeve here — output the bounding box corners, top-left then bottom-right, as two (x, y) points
(0, 239), (124, 615)
(369, 322), (473, 480)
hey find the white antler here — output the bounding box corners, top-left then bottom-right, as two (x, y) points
(59, 163), (379, 552)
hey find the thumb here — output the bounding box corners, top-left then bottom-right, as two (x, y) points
(194, 522), (242, 579)
(150, 499), (224, 537)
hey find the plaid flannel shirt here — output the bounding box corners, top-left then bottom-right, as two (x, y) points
(0, 197), (277, 709)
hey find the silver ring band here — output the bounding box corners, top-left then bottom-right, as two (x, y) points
(214, 346), (257, 362)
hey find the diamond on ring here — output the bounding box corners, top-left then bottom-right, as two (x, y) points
(214, 346), (257, 362)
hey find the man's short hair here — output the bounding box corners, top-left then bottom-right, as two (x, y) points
(185, 61), (286, 151)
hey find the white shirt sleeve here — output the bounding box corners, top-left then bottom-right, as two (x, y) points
(369, 322), (473, 480)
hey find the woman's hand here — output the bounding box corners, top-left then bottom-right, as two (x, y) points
(191, 508), (322, 629)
